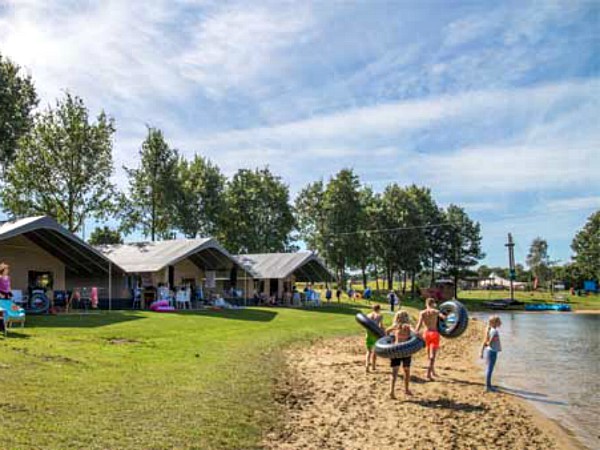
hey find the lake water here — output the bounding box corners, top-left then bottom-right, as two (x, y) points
(474, 312), (599, 449)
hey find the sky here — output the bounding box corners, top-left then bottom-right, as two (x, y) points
(0, 0), (598, 266)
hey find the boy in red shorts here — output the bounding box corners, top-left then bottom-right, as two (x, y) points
(416, 297), (446, 381)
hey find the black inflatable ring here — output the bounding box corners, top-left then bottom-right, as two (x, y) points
(438, 300), (469, 338)
(374, 332), (425, 359)
(355, 312), (385, 338)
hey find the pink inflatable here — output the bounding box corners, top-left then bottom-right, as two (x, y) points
(150, 300), (172, 312)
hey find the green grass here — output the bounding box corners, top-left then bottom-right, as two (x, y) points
(0, 305), (388, 450)
(457, 289), (600, 311)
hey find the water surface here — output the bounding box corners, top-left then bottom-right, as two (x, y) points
(474, 312), (599, 449)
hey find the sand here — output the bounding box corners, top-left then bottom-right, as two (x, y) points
(263, 318), (582, 450)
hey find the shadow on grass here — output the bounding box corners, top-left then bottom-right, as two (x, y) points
(0, 331), (30, 339)
(173, 308), (278, 322)
(24, 311), (146, 328)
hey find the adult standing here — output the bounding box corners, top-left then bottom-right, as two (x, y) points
(387, 290), (397, 312)
(336, 287), (342, 303)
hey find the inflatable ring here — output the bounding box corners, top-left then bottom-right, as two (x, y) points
(355, 312), (385, 338)
(374, 332), (425, 359)
(438, 300), (469, 338)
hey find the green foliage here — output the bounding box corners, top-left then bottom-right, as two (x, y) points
(172, 155), (226, 238)
(220, 167), (295, 253)
(121, 127), (179, 241)
(0, 52), (38, 174)
(294, 180), (325, 251)
(88, 226), (123, 246)
(1, 93), (116, 232)
(571, 210), (600, 281)
(526, 237), (551, 283)
(439, 205), (485, 297)
(321, 169), (363, 284)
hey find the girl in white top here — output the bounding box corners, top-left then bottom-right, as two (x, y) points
(480, 315), (502, 392)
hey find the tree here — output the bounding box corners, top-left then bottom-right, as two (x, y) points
(220, 167), (295, 254)
(321, 169), (363, 287)
(88, 226), (123, 245)
(0, 53), (38, 174)
(526, 237), (551, 286)
(172, 155), (225, 238)
(571, 211), (600, 281)
(439, 205), (485, 298)
(294, 180), (325, 251)
(121, 127), (179, 241)
(1, 93), (117, 232)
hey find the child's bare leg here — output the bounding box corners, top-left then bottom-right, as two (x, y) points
(403, 366), (412, 395)
(371, 354), (377, 370)
(365, 350), (371, 372)
(390, 366), (399, 398)
(430, 348), (439, 377)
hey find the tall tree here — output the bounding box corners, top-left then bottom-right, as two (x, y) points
(439, 205), (485, 298)
(221, 167), (295, 254)
(88, 226), (123, 246)
(1, 93), (116, 232)
(526, 237), (551, 286)
(321, 169), (363, 287)
(121, 127), (178, 241)
(0, 53), (38, 175)
(294, 180), (325, 251)
(571, 211), (600, 281)
(173, 155), (225, 238)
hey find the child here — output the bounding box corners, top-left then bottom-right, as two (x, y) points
(0, 263), (13, 299)
(481, 315), (502, 392)
(415, 297), (446, 381)
(365, 304), (384, 373)
(386, 310), (414, 399)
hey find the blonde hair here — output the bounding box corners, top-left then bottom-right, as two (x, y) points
(393, 310), (410, 327)
(488, 315), (502, 328)
(0, 263), (8, 276)
(426, 297), (436, 308)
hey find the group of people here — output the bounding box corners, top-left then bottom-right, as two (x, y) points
(363, 297), (502, 399)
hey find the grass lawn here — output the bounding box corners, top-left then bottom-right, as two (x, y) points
(0, 305), (391, 450)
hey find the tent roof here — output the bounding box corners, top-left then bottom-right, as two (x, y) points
(98, 238), (235, 273)
(0, 216), (121, 275)
(234, 252), (333, 281)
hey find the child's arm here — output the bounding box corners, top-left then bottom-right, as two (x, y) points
(480, 327), (490, 358)
(415, 312), (423, 332)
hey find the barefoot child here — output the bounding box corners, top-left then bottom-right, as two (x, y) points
(365, 304), (384, 372)
(386, 310), (413, 399)
(415, 297), (446, 381)
(481, 315), (502, 392)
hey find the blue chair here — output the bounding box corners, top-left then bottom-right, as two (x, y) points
(0, 299), (26, 336)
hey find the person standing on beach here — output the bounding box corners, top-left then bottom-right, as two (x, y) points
(386, 310), (414, 399)
(481, 315), (502, 392)
(415, 297), (446, 381)
(364, 304), (384, 373)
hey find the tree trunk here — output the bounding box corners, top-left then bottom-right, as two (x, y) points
(410, 271), (416, 298)
(453, 272), (459, 299)
(387, 266), (393, 291)
(374, 267), (380, 291)
(361, 265), (368, 289)
(402, 271), (407, 295)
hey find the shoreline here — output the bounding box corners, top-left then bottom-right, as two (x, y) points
(263, 318), (583, 450)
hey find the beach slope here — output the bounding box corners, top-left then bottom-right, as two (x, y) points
(264, 319), (581, 450)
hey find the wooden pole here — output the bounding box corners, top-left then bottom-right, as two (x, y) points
(506, 233), (515, 302)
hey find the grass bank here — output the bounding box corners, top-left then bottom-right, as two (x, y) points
(457, 290), (600, 311)
(0, 305), (379, 450)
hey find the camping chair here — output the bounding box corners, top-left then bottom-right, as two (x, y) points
(11, 290), (27, 308)
(0, 299), (26, 335)
(175, 288), (191, 310)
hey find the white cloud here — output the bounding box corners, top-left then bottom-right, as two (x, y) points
(543, 196), (600, 213)
(176, 5), (313, 97)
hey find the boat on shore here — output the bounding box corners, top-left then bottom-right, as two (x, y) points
(524, 303), (572, 312)
(482, 298), (524, 310)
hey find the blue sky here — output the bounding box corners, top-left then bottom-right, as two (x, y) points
(0, 0), (598, 266)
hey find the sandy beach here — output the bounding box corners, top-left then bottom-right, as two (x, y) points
(263, 318), (582, 450)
